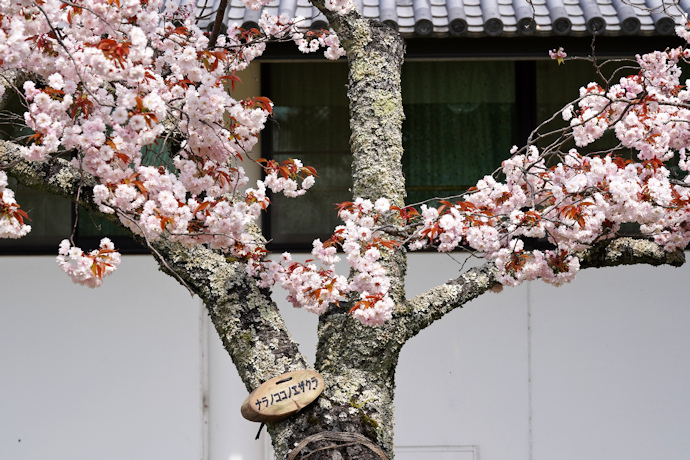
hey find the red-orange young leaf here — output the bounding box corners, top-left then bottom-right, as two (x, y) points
(172, 26), (192, 37)
(218, 72), (242, 92)
(335, 201), (355, 214)
(250, 97), (274, 115)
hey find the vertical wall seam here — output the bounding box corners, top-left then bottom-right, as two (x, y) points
(199, 301), (210, 460)
(527, 284), (533, 460)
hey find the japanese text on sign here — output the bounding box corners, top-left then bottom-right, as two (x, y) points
(254, 376), (319, 411)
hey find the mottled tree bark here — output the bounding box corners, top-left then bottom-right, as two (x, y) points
(268, 5), (410, 458)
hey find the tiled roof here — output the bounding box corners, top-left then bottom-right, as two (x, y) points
(194, 0), (689, 38)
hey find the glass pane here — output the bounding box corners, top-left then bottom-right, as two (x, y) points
(76, 206), (131, 237)
(268, 62), (352, 246)
(402, 61), (516, 205)
(0, 86), (31, 143)
(0, 177), (72, 253)
(535, 59), (635, 156)
(270, 151), (352, 245)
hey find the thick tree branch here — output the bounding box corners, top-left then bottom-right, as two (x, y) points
(395, 263), (499, 342)
(207, 0), (229, 49)
(252, 5), (410, 458)
(0, 138), (309, 393)
(151, 238), (310, 390)
(578, 237), (685, 269)
(0, 139), (98, 205)
(307, 4), (406, 207)
(307, 2), (408, 308)
(396, 237), (684, 341)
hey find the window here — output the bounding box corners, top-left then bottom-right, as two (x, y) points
(401, 61), (515, 205)
(0, 88), (146, 254)
(263, 60), (520, 249)
(263, 57), (646, 250)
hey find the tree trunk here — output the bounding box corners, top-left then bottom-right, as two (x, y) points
(253, 5), (409, 457)
(267, 312), (402, 459)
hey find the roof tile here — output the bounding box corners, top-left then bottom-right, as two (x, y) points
(218, 0), (689, 37)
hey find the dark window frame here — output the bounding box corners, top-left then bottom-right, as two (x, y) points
(261, 59), (537, 252)
(258, 32), (686, 252)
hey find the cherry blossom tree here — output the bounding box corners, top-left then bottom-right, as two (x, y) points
(1, 0), (689, 457)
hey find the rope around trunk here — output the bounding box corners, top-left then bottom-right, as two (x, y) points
(286, 432), (388, 459)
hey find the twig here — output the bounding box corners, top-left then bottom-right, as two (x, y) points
(116, 211), (196, 296)
(207, 0), (229, 49)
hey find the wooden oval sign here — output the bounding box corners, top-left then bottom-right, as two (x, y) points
(241, 370), (324, 423)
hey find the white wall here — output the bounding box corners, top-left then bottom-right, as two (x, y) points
(395, 254), (690, 460)
(529, 265), (690, 460)
(2, 253), (689, 460)
(0, 255), (204, 460)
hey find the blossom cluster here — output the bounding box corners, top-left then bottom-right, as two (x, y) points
(549, 47), (567, 65)
(56, 238), (122, 288)
(0, 0), (341, 280)
(403, 136), (690, 286)
(324, 0), (356, 15)
(568, 48), (690, 159)
(395, 36), (690, 287)
(257, 157), (317, 198)
(258, 12), (346, 60)
(0, 171), (31, 238)
(240, 0), (354, 16)
(248, 197), (396, 325)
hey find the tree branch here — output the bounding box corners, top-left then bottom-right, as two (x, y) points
(577, 236), (685, 269)
(0, 138), (309, 391)
(207, 0), (229, 49)
(395, 237), (684, 341)
(395, 263), (499, 342)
